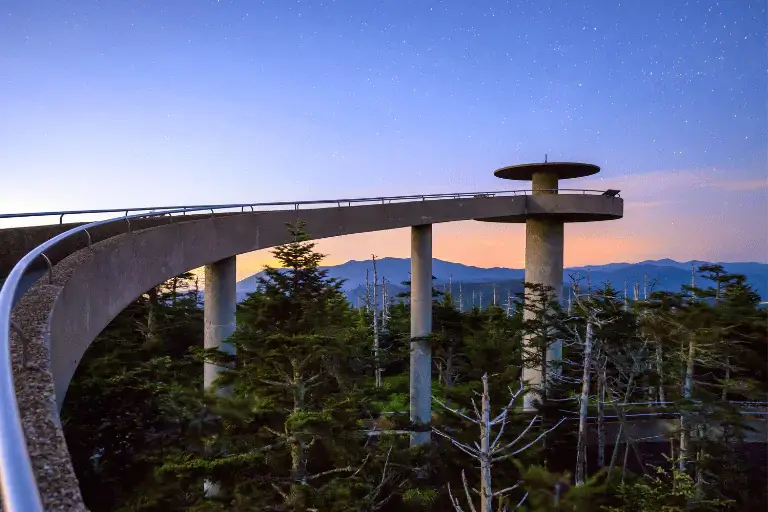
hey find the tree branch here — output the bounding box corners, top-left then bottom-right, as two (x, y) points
(433, 396), (480, 425)
(492, 481), (522, 497)
(494, 418), (566, 461)
(433, 427), (481, 458)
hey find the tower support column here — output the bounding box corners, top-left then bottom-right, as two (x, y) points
(203, 256), (237, 497)
(523, 218), (565, 409)
(204, 256), (237, 393)
(487, 161), (615, 409)
(410, 224), (432, 446)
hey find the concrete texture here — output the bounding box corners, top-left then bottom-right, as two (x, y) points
(202, 256), (236, 501)
(522, 172), (566, 408)
(409, 224), (432, 446)
(0, 215), (208, 278)
(531, 172), (559, 193)
(203, 257), (237, 393)
(522, 218), (565, 410)
(493, 162), (600, 181)
(477, 193), (623, 223)
(6, 193), (623, 508)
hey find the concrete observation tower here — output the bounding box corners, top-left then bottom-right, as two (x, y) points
(480, 161), (621, 408)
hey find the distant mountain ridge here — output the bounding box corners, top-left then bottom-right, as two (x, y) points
(236, 258), (768, 303)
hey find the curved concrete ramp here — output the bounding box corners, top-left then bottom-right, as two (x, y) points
(9, 193), (621, 510)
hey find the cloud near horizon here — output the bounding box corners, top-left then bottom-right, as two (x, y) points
(234, 168), (767, 280)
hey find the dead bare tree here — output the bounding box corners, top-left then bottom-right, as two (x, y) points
(604, 337), (650, 482)
(372, 255), (382, 387)
(381, 277), (389, 331)
(596, 353), (607, 468)
(360, 446), (405, 511)
(433, 374), (565, 512)
(575, 319), (593, 486)
(563, 282), (618, 485)
(365, 268), (371, 312)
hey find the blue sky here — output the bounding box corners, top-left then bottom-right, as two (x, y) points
(1, 0), (765, 272)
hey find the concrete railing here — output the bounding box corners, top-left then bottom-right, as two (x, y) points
(0, 189), (622, 511)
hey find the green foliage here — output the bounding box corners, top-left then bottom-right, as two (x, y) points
(603, 462), (731, 512)
(61, 243), (767, 511)
(402, 487), (438, 507)
(517, 464), (607, 511)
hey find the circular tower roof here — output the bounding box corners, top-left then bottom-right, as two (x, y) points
(494, 162), (600, 180)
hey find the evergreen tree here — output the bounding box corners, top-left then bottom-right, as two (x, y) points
(62, 272), (205, 510)
(193, 222), (377, 509)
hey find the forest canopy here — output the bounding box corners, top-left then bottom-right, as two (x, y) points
(62, 224), (768, 511)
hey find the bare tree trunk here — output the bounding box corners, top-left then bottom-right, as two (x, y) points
(479, 374), (493, 512)
(607, 420), (624, 481)
(623, 278), (628, 310)
(643, 274), (648, 300)
(576, 322), (593, 485)
(435, 374), (561, 512)
(691, 262), (696, 291)
(597, 357), (606, 468)
(365, 269), (371, 312)
(670, 437), (676, 469)
(656, 339), (666, 403)
(679, 335), (695, 473)
(289, 359), (309, 507)
(382, 278), (389, 331)
(606, 371), (638, 481)
(695, 442), (705, 501)
(540, 343), (548, 403)
(372, 255), (381, 387)
(621, 437), (630, 483)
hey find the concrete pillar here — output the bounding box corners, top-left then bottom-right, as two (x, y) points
(204, 256), (237, 393)
(531, 172), (558, 194)
(410, 224), (432, 446)
(202, 256), (237, 497)
(523, 173), (564, 409)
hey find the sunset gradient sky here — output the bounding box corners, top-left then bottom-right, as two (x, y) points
(1, 0), (765, 279)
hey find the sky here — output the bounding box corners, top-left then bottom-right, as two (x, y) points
(1, 0), (766, 279)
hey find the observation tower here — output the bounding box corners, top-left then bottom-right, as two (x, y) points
(481, 161), (622, 408)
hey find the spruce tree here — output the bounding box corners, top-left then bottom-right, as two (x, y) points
(194, 222), (377, 509)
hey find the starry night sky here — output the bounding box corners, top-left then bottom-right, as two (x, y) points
(1, 1), (765, 276)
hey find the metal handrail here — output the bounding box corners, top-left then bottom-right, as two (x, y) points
(0, 188), (617, 510)
(0, 188), (617, 223)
